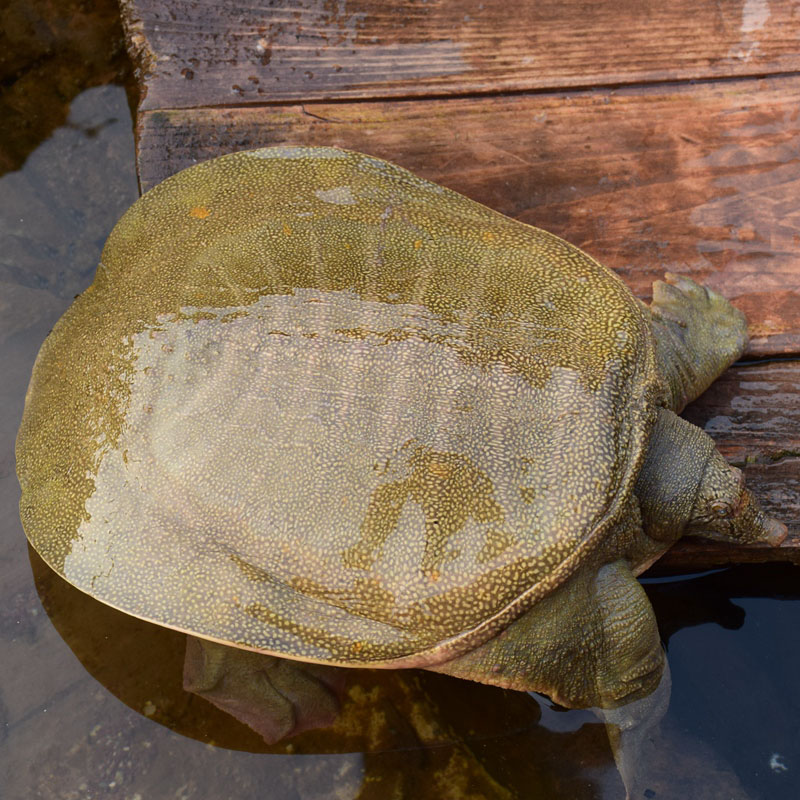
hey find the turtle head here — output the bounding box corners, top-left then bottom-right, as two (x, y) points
(687, 451), (787, 546)
(636, 408), (786, 547)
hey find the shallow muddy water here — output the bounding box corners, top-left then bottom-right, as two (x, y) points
(1, 26), (799, 800)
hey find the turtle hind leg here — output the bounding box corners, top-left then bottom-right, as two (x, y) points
(648, 273), (747, 412)
(183, 636), (344, 743)
(426, 560), (667, 798)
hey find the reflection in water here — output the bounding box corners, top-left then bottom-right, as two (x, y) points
(27, 546), (800, 799)
(29, 546), (619, 799)
(0, 0), (131, 176)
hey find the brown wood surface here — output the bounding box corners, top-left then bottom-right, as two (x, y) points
(123, 0), (799, 569)
(121, 0), (800, 109)
(137, 75), (800, 358)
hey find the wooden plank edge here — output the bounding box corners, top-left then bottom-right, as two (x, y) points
(118, 0), (800, 110)
(654, 529), (800, 573)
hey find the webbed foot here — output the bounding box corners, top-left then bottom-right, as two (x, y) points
(183, 636), (345, 743)
(649, 273), (747, 412)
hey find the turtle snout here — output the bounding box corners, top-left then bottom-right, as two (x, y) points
(744, 493), (787, 546)
(760, 514), (788, 547)
(722, 486), (787, 546)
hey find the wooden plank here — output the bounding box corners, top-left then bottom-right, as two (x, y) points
(137, 74), (800, 358)
(659, 360), (800, 570)
(121, 0), (800, 110)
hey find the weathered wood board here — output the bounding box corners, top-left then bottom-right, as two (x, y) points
(123, 0), (800, 108)
(121, 0), (798, 569)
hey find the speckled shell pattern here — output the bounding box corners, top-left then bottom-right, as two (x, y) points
(16, 147), (659, 668)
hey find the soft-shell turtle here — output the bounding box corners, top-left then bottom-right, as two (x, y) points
(17, 147), (785, 772)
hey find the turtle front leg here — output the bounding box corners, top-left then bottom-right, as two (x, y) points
(183, 636), (344, 743)
(647, 273), (747, 412)
(426, 559), (667, 798)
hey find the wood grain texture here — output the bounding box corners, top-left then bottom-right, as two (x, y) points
(136, 74), (800, 358)
(120, 0), (800, 110)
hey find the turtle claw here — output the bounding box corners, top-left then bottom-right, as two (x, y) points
(598, 658), (751, 799)
(652, 273), (716, 325)
(653, 273), (745, 335)
(648, 272), (748, 411)
(663, 271), (711, 300)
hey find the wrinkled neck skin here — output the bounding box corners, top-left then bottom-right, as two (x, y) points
(634, 408), (714, 543)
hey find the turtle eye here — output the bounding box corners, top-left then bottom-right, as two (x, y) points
(711, 501), (731, 518)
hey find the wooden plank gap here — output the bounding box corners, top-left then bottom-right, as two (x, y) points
(126, 69), (800, 116)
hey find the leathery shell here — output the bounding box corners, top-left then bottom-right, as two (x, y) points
(16, 147), (658, 668)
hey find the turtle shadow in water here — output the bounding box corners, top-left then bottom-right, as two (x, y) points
(29, 546), (778, 800)
(29, 547), (611, 798)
